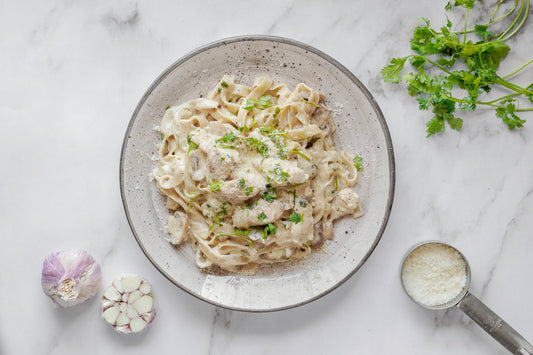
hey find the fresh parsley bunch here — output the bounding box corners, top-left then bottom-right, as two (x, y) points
(382, 0), (532, 136)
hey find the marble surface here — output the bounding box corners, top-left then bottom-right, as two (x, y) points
(1, 0), (532, 354)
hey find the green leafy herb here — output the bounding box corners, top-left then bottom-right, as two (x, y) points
(161, 132), (165, 139)
(216, 132), (236, 144)
(244, 95), (273, 110)
(273, 106), (281, 118)
(209, 180), (223, 193)
(258, 212), (267, 222)
(301, 98), (319, 107)
(244, 186), (254, 196)
(289, 213), (302, 224)
(187, 133), (198, 154)
(237, 178), (245, 188)
(299, 200), (307, 208)
(216, 228), (253, 245)
(381, 0), (533, 136)
(245, 137), (269, 157)
(165, 106), (171, 110)
(221, 81), (229, 88)
(288, 149), (311, 161)
(268, 164), (290, 183)
(353, 155), (363, 171)
(217, 87), (222, 93)
(261, 185), (278, 202)
(263, 223), (277, 239)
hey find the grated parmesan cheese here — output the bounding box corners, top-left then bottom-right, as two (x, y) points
(402, 243), (467, 307)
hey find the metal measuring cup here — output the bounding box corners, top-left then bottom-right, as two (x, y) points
(401, 241), (533, 354)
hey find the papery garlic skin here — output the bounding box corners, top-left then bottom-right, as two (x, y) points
(41, 249), (102, 307)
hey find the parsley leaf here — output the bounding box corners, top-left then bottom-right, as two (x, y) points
(216, 132), (236, 144)
(209, 180), (223, 193)
(187, 133), (198, 154)
(263, 223), (277, 239)
(257, 212), (267, 222)
(237, 178), (245, 188)
(289, 213), (302, 224)
(244, 95), (273, 110)
(353, 155), (363, 171)
(382, 1), (533, 136)
(261, 185), (278, 203)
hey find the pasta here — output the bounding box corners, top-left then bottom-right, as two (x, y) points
(153, 75), (362, 274)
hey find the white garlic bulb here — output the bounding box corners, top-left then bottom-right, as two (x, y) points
(41, 249), (102, 307)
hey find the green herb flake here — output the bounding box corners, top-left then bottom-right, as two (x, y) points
(301, 98), (319, 107)
(299, 200), (307, 208)
(261, 185), (278, 203)
(273, 106), (281, 118)
(353, 155), (363, 171)
(263, 223), (277, 239)
(244, 95), (273, 111)
(244, 186), (254, 196)
(289, 213), (302, 224)
(221, 81), (229, 88)
(161, 132), (165, 139)
(165, 106), (171, 110)
(258, 212), (267, 222)
(216, 132), (237, 144)
(237, 178), (245, 188)
(209, 180), (223, 193)
(187, 133), (199, 154)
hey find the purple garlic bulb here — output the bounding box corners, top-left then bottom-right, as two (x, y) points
(41, 249), (102, 307)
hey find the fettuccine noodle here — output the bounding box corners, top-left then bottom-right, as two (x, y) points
(153, 75), (362, 274)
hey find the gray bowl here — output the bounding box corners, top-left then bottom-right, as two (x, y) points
(120, 35), (395, 312)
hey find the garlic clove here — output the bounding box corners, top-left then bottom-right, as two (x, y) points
(104, 286), (121, 301)
(103, 306), (120, 324)
(127, 290), (142, 304)
(102, 275), (156, 334)
(121, 275), (141, 293)
(41, 249), (101, 308)
(129, 317), (147, 333)
(132, 295), (153, 314)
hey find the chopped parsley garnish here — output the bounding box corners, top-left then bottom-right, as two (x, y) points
(217, 87), (222, 93)
(257, 212), (267, 222)
(245, 137), (269, 157)
(269, 164), (290, 183)
(216, 228), (253, 245)
(161, 132), (165, 139)
(301, 98), (319, 107)
(244, 186), (254, 196)
(165, 106), (171, 110)
(263, 223), (277, 239)
(299, 200), (307, 208)
(238, 117), (257, 132)
(245, 203), (255, 210)
(237, 178), (245, 187)
(187, 133), (198, 154)
(244, 95), (273, 110)
(209, 180), (223, 193)
(261, 185), (278, 203)
(288, 149), (311, 161)
(353, 155), (363, 171)
(216, 132), (236, 144)
(289, 213), (302, 224)
(273, 106), (281, 118)
(221, 81), (229, 88)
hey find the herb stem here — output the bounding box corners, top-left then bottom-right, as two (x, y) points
(502, 58), (533, 80)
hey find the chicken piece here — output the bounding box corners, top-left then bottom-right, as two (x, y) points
(167, 211), (189, 245)
(232, 199), (285, 229)
(262, 158), (309, 186)
(331, 188), (360, 218)
(215, 179), (260, 205)
(206, 148), (240, 181)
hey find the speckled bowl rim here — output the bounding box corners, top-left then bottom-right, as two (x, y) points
(119, 34), (395, 312)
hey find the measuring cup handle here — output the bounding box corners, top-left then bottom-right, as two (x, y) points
(457, 292), (533, 354)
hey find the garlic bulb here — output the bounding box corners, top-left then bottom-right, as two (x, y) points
(41, 249), (102, 307)
(102, 275), (156, 333)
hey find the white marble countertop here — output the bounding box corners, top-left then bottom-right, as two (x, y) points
(1, 0), (532, 354)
